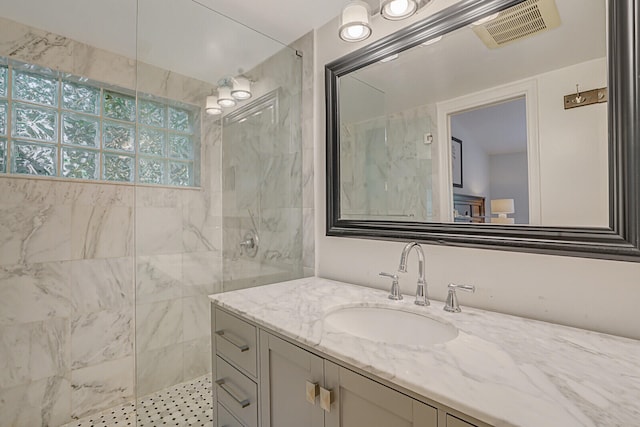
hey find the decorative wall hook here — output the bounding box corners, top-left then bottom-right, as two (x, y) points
(564, 84), (608, 110)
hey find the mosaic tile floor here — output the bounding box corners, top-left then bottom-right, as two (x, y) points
(65, 375), (213, 427)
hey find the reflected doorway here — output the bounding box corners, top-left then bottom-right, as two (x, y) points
(450, 97), (530, 225)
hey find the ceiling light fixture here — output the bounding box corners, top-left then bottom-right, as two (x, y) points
(217, 86), (236, 108)
(381, 0), (418, 20)
(339, 1), (372, 42)
(471, 12), (500, 26)
(338, 0), (434, 42)
(231, 76), (252, 100)
(205, 93), (222, 115)
(421, 35), (442, 46)
(379, 53), (399, 63)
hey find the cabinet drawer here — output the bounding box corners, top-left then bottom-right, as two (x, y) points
(218, 402), (244, 427)
(447, 414), (477, 427)
(216, 356), (258, 427)
(215, 308), (257, 377)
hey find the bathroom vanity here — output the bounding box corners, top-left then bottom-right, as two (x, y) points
(209, 278), (640, 427)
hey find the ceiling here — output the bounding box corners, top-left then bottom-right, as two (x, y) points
(0, 0), (346, 84)
(352, 0), (606, 113)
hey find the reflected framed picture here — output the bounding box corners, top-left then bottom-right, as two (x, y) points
(452, 137), (463, 188)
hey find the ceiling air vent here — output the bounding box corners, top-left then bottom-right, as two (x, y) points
(472, 0), (561, 49)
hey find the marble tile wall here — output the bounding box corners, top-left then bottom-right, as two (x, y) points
(0, 16), (223, 426)
(340, 103), (436, 222)
(221, 31), (314, 290)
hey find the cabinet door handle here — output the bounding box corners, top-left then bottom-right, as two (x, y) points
(320, 387), (333, 412)
(215, 330), (250, 352)
(215, 379), (251, 408)
(306, 381), (319, 404)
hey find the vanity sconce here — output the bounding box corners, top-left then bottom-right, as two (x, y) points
(564, 84), (608, 110)
(339, 0), (434, 42)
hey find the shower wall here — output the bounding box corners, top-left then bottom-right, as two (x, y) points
(340, 103), (437, 222)
(221, 32), (313, 291)
(0, 16), (221, 425)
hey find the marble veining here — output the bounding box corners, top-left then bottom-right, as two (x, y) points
(210, 277), (640, 427)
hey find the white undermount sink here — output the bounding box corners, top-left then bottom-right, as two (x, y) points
(323, 306), (458, 347)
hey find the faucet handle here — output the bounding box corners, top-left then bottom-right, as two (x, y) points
(379, 272), (402, 301)
(444, 283), (475, 313)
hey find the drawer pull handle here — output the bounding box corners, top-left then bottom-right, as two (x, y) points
(216, 379), (251, 408)
(320, 387), (333, 412)
(306, 381), (319, 404)
(215, 330), (250, 352)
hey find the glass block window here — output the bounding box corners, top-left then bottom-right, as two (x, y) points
(0, 58), (200, 187)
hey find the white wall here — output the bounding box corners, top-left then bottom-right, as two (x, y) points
(451, 119), (491, 200)
(490, 151), (529, 224)
(313, 3), (640, 340)
(537, 58), (609, 227)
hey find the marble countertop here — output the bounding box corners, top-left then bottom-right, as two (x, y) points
(209, 277), (640, 427)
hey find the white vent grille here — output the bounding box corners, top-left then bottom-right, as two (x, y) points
(473, 0), (561, 49)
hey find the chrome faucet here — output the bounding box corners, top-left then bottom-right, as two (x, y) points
(398, 242), (429, 306)
(379, 272), (402, 300)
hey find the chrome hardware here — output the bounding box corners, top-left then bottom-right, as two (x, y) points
(444, 283), (475, 313)
(239, 229), (259, 257)
(398, 242), (430, 306)
(320, 387), (333, 412)
(379, 272), (402, 300)
(215, 330), (250, 352)
(306, 381), (319, 404)
(215, 379), (251, 408)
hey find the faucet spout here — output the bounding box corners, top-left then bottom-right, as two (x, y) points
(397, 242), (429, 306)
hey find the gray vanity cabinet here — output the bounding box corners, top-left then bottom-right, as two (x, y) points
(259, 332), (325, 427)
(323, 360), (438, 427)
(259, 330), (437, 427)
(213, 305), (484, 427)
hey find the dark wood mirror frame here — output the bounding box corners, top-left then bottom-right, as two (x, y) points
(326, 0), (640, 262)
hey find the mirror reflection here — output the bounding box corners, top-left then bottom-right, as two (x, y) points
(338, 0), (607, 227)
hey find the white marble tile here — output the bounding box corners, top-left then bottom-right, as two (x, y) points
(0, 204), (72, 265)
(70, 257), (134, 313)
(183, 337), (211, 381)
(136, 299), (183, 352)
(182, 251), (222, 297)
(70, 308), (133, 369)
(135, 207), (183, 256)
(136, 254), (182, 304)
(56, 181), (134, 207)
(182, 190), (223, 254)
(0, 262), (71, 325)
(0, 375), (71, 427)
(72, 43), (136, 91)
(136, 344), (183, 397)
(0, 318), (70, 388)
(135, 187), (182, 208)
(183, 296), (211, 342)
(302, 207), (315, 271)
(70, 356), (134, 419)
(0, 17), (74, 73)
(71, 205), (133, 259)
(0, 177), (58, 206)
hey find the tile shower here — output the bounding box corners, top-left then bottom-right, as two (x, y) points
(0, 2), (312, 425)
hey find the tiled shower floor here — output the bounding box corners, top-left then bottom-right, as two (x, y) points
(64, 375), (213, 427)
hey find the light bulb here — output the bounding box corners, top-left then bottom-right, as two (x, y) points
(347, 25), (365, 39)
(217, 86), (236, 108)
(381, 0), (417, 20)
(389, 0), (409, 16)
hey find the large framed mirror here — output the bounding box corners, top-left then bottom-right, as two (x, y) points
(326, 0), (640, 261)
